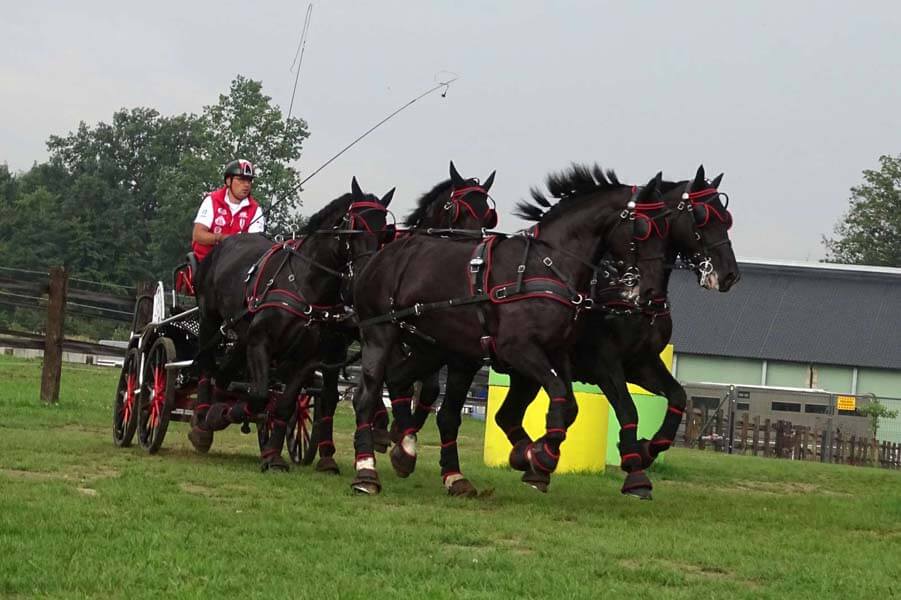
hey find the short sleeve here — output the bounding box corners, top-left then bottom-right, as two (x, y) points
(247, 211), (265, 233)
(194, 196), (214, 228)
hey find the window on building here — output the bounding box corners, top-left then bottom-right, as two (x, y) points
(804, 404), (828, 414)
(771, 401), (801, 412)
(736, 402), (750, 412)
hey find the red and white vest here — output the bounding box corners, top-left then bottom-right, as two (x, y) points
(192, 186), (260, 261)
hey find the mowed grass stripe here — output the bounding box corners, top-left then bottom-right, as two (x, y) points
(0, 356), (899, 599)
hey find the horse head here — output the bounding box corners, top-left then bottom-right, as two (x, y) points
(404, 162), (497, 231)
(665, 165), (740, 292)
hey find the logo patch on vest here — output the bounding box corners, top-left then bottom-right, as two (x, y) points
(214, 216), (227, 226)
(217, 208), (227, 215)
(239, 217), (247, 229)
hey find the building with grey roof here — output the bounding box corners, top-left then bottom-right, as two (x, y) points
(668, 259), (901, 441)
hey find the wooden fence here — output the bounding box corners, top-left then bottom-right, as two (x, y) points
(683, 402), (901, 469)
(0, 266), (148, 404)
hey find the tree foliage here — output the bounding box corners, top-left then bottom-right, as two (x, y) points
(824, 155), (901, 267)
(858, 400), (899, 439)
(0, 75), (309, 284)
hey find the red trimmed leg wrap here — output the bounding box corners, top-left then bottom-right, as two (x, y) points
(442, 470), (462, 482)
(318, 440), (335, 448)
(261, 448), (279, 459)
(530, 442), (558, 474)
(356, 422), (371, 431)
(194, 403), (211, 411)
(198, 376), (210, 385)
(620, 451), (643, 471)
(373, 408), (388, 417)
(621, 423), (638, 430)
(440, 439), (457, 448)
(391, 397), (412, 405)
(668, 406), (684, 416)
(402, 428), (417, 438)
(271, 418), (287, 427)
(355, 452), (374, 461)
(542, 442), (559, 460)
(550, 396), (568, 404)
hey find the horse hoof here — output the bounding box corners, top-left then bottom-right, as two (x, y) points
(389, 443), (416, 478)
(521, 471), (550, 493)
(447, 478), (478, 498)
(315, 456), (340, 475)
(621, 470), (653, 500)
(509, 440), (532, 471)
(203, 403), (232, 432)
(261, 455), (289, 473)
(623, 486), (653, 500)
(373, 428), (390, 454)
(351, 469), (381, 495)
(187, 427), (213, 453)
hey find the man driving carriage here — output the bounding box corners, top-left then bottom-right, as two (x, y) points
(191, 159), (265, 262)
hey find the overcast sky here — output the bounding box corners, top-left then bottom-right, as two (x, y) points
(4, 1), (900, 261)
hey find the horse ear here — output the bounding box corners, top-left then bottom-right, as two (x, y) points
(638, 172), (662, 200)
(694, 165), (706, 186)
(483, 170), (496, 192)
(449, 161), (465, 187)
(710, 173), (724, 188)
(351, 176), (363, 197)
(380, 187), (396, 207)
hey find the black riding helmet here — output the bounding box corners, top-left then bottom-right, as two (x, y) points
(224, 159), (255, 182)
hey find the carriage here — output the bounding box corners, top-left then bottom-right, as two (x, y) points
(110, 258), (315, 463)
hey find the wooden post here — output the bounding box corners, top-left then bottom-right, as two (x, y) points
(835, 431), (843, 464)
(40, 266), (68, 404)
(763, 418), (771, 457)
(740, 412), (749, 454)
(752, 415), (761, 456)
(684, 398), (694, 447)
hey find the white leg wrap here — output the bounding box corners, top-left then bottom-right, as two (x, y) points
(356, 457), (375, 471)
(401, 434), (417, 456)
(444, 473), (464, 488)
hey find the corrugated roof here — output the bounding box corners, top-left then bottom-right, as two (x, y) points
(668, 259), (901, 370)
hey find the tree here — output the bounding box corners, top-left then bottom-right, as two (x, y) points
(858, 399), (899, 439)
(824, 155), (901, 267)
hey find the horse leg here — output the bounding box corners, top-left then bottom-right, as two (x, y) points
(595, 366), (652, 500)
(188, 317), (220, 452)
(313, 366), (340, 474)
(351, 324), (400, 495)
(626, 357), (686, 469)
(501, 347), (576, 492)
(243, 338), (287, 472)
(436, 363), (480, 497)
(411, 371), (441, 433)
(386, 355), (442, 478)
(495, 372), (540, 472)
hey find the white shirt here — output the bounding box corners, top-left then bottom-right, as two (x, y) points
(194, 190), (265, 233)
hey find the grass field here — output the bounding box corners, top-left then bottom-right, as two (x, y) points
(1, 355), (899, 599)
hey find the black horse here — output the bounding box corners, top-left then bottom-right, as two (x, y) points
(497, 165), (740, 497)
(189, 177), (394, 471)
(349, 166), (671, 495)
(306, 161), (497, 475)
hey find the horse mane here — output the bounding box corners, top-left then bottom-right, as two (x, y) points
(514, 163), (624, 223)
(301, 193), (354, 234)
(403, 179), (454, 226)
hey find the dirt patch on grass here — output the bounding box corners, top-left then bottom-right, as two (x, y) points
(179, 483), (220, 497)
(0, 466), (120, 483)
(619, 558), (759, 589)
(667, 479), (851, 498)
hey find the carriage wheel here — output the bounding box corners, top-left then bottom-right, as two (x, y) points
(137, 337), (176, 454)
(288, 394), (314, 465)
(112, 348), (141, 447)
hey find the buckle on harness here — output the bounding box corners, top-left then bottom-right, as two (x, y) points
(469, 257), (484, 272)
(495, 287), (508, 300)
(413, 303), (423, 316)
(542, 257), (553, 267)
(517, 264), (525, 273)
(571, 294), (583, 306)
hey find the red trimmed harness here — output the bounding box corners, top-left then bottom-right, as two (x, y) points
(446, 185), (497, 229)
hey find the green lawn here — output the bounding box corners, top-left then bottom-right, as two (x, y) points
(1, 356), (899, 599)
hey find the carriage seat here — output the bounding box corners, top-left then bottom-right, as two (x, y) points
(174, 252), (198, 297)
